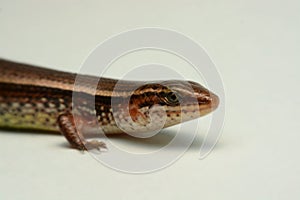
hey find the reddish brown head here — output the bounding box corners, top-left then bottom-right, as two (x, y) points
(127, 80), (219, 129)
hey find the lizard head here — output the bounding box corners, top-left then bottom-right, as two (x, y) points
(127, 80), (219, 130)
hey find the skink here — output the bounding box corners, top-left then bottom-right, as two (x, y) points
(0, 59), (219, 150)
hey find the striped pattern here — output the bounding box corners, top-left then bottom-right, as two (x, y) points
(0, 59), (219, 137)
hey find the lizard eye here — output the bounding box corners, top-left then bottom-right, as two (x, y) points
(165, 92), (179, 105)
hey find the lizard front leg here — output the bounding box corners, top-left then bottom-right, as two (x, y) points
(57, 112), (107, 151)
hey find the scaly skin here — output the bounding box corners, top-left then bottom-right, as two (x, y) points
(0, 59), (219, 150)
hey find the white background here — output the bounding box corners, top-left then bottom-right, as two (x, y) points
(0, 0), (299, 199)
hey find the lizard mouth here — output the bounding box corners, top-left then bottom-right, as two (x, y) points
(198, 91), (219, 116)
(186, 80), (219, 116)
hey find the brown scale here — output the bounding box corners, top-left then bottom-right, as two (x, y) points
(0, 59), (219, 151)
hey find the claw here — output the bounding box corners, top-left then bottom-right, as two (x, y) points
(84, 140), (107, 152)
